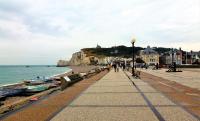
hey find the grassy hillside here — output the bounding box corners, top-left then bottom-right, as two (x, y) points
(82, 45), (171, 58)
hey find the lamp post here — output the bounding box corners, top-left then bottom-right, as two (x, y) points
(171, 48), (176, 72)
(131, 38), (136, 76)
(171, 48), (174, 64)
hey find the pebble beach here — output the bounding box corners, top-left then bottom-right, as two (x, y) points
(0, 65), (104, 118)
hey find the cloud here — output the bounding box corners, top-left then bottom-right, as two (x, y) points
(0, 0), (199, 64)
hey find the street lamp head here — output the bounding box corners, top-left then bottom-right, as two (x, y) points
(131, 37), (136, 44)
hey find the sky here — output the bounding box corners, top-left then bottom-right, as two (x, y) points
(0, 0), (199, 65)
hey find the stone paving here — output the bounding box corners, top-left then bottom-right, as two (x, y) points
(51, 69), (199, 121)
(140, 68), (200, 90)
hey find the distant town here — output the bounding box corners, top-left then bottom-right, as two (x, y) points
(57, 45), (200, 67)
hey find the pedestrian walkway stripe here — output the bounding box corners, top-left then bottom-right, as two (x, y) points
(124, 72), (165, 121)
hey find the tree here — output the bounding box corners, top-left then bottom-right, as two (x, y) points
(136, 58), (145, 63)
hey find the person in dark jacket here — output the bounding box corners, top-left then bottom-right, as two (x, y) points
(113, 63), (117, 72)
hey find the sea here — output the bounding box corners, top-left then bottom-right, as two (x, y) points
(0, 65), (71, 86)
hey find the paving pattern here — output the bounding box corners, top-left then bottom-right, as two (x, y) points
(140, 68), (200, 90)
(51, 69), (199, 121)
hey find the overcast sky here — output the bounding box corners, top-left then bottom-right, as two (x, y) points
(0, 0), (199, 65)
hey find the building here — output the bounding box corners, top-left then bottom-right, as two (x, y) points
(190, 51), (200, 64)
(160, 48), (200, 65)
(174, 48), (183, 65)
(96, 44), (101, 48)
(160, 48), (183, 65)
(139, 46), (159, 65)
(183, 51), (200, 64)
(160, 53), (171, 65)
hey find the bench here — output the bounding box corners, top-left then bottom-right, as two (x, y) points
(134, 71), (141, 79)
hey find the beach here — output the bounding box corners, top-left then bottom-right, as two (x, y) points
(0, 65), (108, 121)
(0, 65), (71, 108)
(54, 65), (98, 77)
(0, 65), (104, 117)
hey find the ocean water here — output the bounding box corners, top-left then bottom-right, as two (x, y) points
(0, 65), (71, 86)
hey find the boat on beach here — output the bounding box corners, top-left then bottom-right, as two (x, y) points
(24, 80), (45, 85)
(26, 85), (49, 93)
(24, 77), (60, 92)
(0, 81), (60, 99)
(0, 87), (27, 100)
(0, 74), (63, 100)
(23, 76), (54, 86)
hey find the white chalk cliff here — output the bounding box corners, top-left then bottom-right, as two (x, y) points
(57, 50), (113, 66)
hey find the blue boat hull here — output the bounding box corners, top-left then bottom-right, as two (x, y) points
(0, 88), (26, 99)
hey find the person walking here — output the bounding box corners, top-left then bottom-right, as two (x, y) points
(113, 63), (117, 72)
(122, 63), (126, 71)
(116, 63), (119, 72)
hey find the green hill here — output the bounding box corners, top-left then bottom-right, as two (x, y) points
(82, 45), (171, 58)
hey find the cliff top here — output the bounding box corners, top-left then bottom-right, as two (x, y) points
(81, 45), (171, 58)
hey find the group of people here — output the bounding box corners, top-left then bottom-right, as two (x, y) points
(112, 62), (126, 72)
(110, 61), (160, 72)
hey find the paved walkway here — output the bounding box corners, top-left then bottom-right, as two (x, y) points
(140, 68), (200, 90)
(50, 69), (198, 121)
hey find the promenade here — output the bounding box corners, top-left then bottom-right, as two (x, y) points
(51, 69), (198, 121)
(140, 68), (200, 90)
